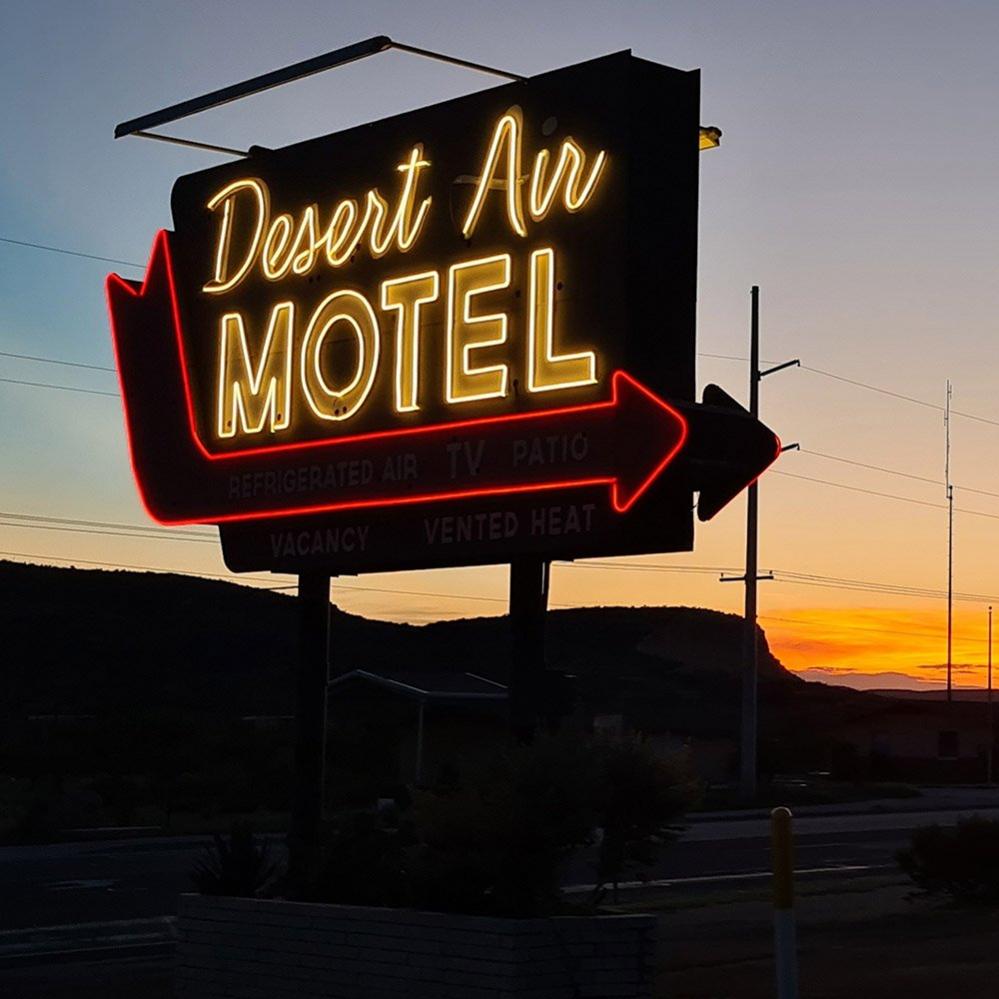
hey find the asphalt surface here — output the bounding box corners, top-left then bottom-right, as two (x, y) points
(5, 801), (999, 932)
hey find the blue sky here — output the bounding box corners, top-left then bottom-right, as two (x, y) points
(2, 1), (999, 685)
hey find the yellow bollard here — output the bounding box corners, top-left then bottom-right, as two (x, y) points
(771, 806), (799, 999)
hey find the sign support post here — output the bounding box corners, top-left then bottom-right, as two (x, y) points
(290, 572), (331, 878)
(740, 287), (762, 801)
(509, 559), (550, 742)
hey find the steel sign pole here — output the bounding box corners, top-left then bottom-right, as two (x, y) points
(509, 558), (550, 742)
(290, 573), (331, 879)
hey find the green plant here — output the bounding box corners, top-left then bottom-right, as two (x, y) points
(294, 808), (414, 907)
(897, 816), (999, 904)
(591, 738), (698, 898)
(411, 734), (597, 916)
(292, 734), (697, 918)
(191, 821), (280, 897)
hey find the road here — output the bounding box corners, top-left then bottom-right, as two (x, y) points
(4, 800), (999, 931)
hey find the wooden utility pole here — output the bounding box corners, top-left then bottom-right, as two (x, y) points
(722, 287), (798, 801)
(740, 287), (762, 800)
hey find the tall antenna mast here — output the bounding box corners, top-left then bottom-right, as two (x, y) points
(946, 380), (954, 703)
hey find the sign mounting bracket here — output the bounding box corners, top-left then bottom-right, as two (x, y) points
(113, 36), (527, 157)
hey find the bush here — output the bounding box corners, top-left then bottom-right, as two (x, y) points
(592, 738), (697, 897)
(294, 808), (414, 908)
(191, 821), (280, 897)
(291, 734), (697, 917)
(411, 735), (598, 916)
(897, 816), (999, 903)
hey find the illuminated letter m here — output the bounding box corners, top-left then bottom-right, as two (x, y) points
(216, 303), (293, 439)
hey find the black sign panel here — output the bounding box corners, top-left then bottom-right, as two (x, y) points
(107, 52), (706, 574)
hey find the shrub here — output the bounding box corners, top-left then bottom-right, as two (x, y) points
(591, 738), (698, 897)
(293, 808), (414, 908)
(410, 734), (597, 916)
(897, 816), (999, 903)
(290, 734), (696, 917)
(191, 821), (280, 897)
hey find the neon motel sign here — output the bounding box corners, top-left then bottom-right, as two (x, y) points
(108, 53), (776, 573)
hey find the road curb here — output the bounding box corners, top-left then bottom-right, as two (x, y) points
(0, 916), (176, 966)
(690, 797), (999, 823)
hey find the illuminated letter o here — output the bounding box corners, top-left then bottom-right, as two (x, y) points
(301, 290), (380, 422)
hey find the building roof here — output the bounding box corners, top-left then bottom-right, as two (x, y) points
(328, 667), (507, 704)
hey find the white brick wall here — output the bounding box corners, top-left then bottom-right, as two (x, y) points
(176, 895), (657, 998)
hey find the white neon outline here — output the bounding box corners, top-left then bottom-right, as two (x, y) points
(446, 254), (511, 404)
(291, 205), (322, 275)
(527, 248), (596, 393)
(381, 270), (440, 413)
(300, 290), (381, 423)
(203, 178), (269, 294)
(461, 110), (527, 239)
(323, 199), (362, 267)
(216, 301), (294, 439)
(393, 146), (433, 252)
(203, 146), (432, 292)
(261, 213), (294, 280)
(528, 141), (607, 221)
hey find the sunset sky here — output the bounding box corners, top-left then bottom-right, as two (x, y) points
(2, 1), (998, 690)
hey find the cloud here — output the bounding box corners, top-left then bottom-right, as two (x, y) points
(794, 666), (982, 692)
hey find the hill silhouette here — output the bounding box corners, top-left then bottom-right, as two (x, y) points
(0, 559), (794, 737)
(1, 559), (922, 837)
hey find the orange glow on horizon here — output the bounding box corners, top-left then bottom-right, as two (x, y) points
(766, 606), (994, 688)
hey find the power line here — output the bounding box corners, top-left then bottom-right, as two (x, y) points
(561, 560), (742, 575)
(0, 350), (116, 373)
(800, 364), (941, 413)
(0, 550), (280, 587)
(773, 469), (999, 521)
(567, 557), (999, 604)
(0, 520), (216, 544)
(774, 567), (999, 602)
(0, 376), (118, 398)
(798, 449), (942, 487)
(798, 448), (999, 500)
(0, 548), (572, 610)
(0, 509), (212, 539)
(770, 575), (999, 605)
(699, 352), (999, 428)
(0, 236), (145, 270)
(333, 581), (571, 609)
(759, 613), (990, 646)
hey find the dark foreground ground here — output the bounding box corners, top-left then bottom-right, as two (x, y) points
(5, 792), (999, 998)
(653, 874), (999, 998)
(4, 874), (999, 999)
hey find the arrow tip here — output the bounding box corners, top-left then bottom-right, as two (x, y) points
(695, 383), (781, 521)
(610, 371), (688, 513)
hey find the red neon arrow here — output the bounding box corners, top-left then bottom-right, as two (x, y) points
(107, 231), (687, 526)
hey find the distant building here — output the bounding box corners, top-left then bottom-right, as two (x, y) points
(832, 697), (995, 781)
(327, 668), (508, 795)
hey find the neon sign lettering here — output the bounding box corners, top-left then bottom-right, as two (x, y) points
(461, 108), (606, 238)
(203, 111), (608, 445)
(202, 145), (433, 294)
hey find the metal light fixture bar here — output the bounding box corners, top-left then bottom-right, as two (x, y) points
(114, 36), (525, 155)
(115, 36), (721, 158)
